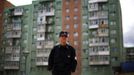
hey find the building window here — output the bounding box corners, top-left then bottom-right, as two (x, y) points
(110, 12), (116, 17)
(66, 16), (70, 20)
(66, 0), (69, 5)
(74, 7), (78, 12)
(99, 19), (108, 24)
(66, 24), (70, 29)
(90, 11), (97, 17)
(110, 30), (116, 34)
(40, 17), (43, 21)
(90, 20), (99, 25)
(74, 41), (78, 46)
(56, 17), (60, 23)
(111, 57), (118, 62)
(74, 0), (78, 4)
(83, 15), (87, 19)
(89, 3), (98, 9)
(110, 21), (116, 25)
(111, 39), (116, 43)
(74, 32), (78, 37)
(74, 23), (78, 29)
(74, 16), (78, 20)
(66, 8), (70, 13)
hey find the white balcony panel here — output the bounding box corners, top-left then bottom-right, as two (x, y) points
(37, 29), (45, 32)
(45, 11), (54, 16)
(37, 37), (45, 41)
(89, 61), (109, 65)
(14, 12), (23, 16)
(127, 53), (134, 55)
(89, 8), (98, 12)
(89, 51), (110, 55)
(89, 42), (109, 46)
(98, 51), (110, 55)
(12, 35), (21, 38)
(89, 16), (108, 20)
(89, 25), (99, 29)
(98, 33), (108, 36)
(36, 45), (43, 49)
(5, 57), (20, 61)
(4, 66), (19, 69)
(89, 0), (108, 3)
(36, 53), (49, 57)
(36, 62), (48, 66)
(44, 41), (54, 48)
(12, 32), (21, 38)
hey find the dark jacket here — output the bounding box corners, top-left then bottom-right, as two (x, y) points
(48, 44), (77, 72)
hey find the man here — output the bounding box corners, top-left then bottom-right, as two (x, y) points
(48, 31), (77, 75)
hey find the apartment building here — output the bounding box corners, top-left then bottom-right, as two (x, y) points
(86, 0), (123, 75)
(31, 0), (55, 75)
(0, 0), (13, 74)
(2, 5), (32, 75)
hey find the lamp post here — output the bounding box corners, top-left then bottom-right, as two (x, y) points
(23, 50), (29, 75)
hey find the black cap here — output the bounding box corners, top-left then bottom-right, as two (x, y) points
(59, 31), (68, 37)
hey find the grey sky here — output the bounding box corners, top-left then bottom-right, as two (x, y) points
(7, 0), (134, 47)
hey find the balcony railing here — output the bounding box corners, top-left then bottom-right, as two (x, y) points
(5, 47), (20, 53)
(36, 62), (48, 66)
(12, 32), (21, 38)
(44, 41), (54, 48)
(6, 31), (21, 38)
(89, 51), (110, 55)
(37, 37), (45, 41)
(12, 24), (21, 30)
(13, 9), (23, 16)
(89, 61), (109, 65)
(89, 42), (109, 46)
(127, 53), (134, 56)
(36, 53), (49, 57)
(89, 0), (108, 3)
(4, 66), (19, 69)
(5, 57), (20, 61)
(37, 28), (45, 32)
(5, 47), (12, 53)
(45, 10), (54, 16)
(98, 33), (108, 36)
(36, 45), (43, 49)
(89, 15), (108, 20)
(89, 24), (99, 29)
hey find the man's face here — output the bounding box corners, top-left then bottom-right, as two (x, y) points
(59, 35), (67, 44)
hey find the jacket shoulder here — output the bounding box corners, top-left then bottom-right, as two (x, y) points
(66, 44), (75, 49)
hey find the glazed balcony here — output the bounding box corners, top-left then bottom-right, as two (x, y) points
(13, 8), (23, 16)
(89, 0), (108, 3)
(12, 24), (21, 30)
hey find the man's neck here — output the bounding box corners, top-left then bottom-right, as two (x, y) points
(60, 43), (66, 46)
